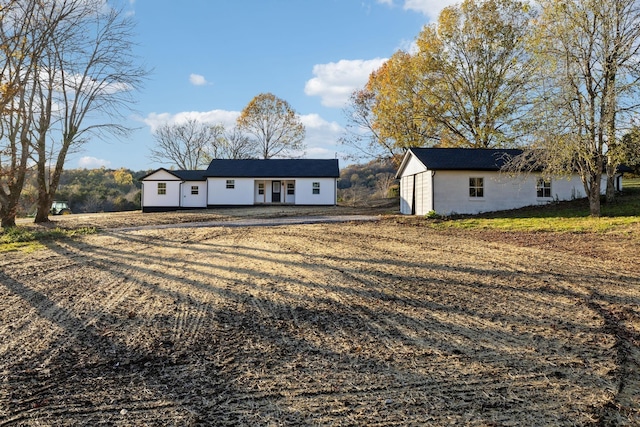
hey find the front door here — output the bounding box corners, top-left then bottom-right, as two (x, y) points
(272, 181), (281, 203)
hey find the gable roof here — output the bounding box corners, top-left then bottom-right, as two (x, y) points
(140, 168), (206, 181)
(205, 159), (340, 178)
(413, 148), (524, 170)
(397, 148), (524, 177)
(171, 170), (207, 181)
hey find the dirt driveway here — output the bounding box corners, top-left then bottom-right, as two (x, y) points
(1, 209), (639, 425)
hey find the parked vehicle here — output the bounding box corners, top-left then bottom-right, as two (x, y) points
(50, 201), (72, 215)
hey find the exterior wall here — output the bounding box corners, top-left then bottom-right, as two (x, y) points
(208, 177), (336, 206)
(254, 180), (272, 204)
(431, 170), (586, 215)
(208, 178), (255, 205)
(399, 175), (413, 215)
(294, 178), (336, 205)
(399, 172), (433, 215)
(141, 170), (182, 210)
(284, 180), (296, 204)
(401, 154), (428, 176)
(253, 180), (297, 204)
(181, 181), (207, 208)
(414, 171), (433, 216)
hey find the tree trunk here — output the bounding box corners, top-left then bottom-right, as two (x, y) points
(34, 192), (51, 223)
(606, 175), (616, 203)
(1, 207), (18, 228)
(605, 160), (617, 203)
(0, 187), (22, 228)
(587, 174), (602, 217)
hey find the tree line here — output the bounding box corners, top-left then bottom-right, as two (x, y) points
(17, 167), (144, 217)
(12, 161), (398, 216)
(341, 0), (640, 216)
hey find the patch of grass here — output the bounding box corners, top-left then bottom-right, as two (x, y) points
(0, 226), (97, 253)
(624, 177), (640, 189)
(428, 178), (640, 234)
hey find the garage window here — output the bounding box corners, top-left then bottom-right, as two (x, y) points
(469, 177), (484, 198)
(226, 179), (235, 189)
(312, 182), (320, 195)
(536, 178), (551, 198)
(157, 182), (166, 195)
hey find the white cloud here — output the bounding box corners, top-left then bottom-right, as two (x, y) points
(401, 0), (458, 18)
(304, 58), (387, 108)
(299, 113), (344, 156)
(78, 156), (111, 169)
(377, 0), (457, 19)
(142, 110), (240, 132)
(189, 74), (209, 86)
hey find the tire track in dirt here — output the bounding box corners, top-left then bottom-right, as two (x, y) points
(170, 297), (211, 351)
(2, 220), (638, 425)
(261, 224), (628, 423)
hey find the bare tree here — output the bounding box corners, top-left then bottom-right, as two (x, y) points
(374, 172), (396, 199)
(0, 0), (63, 227)
(30, 0), (147, 223)
(210, 127), (256, 160)
(150, 119), (222, 170)
(237, 92), (306, 159)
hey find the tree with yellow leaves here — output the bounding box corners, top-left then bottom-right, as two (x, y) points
(237, 93), (306, 159)
(521, 0), (640, 217)
(345, 0), (536, 162)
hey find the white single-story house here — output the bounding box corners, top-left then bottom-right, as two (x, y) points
(141, 158), (339, 212)
(396, 148), (621, 216)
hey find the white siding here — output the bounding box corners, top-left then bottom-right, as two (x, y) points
(432, 171), (586, 215)
(414, 172), (433, 216)
(208, 178), (255, 205)
(401, 154), (427, 176)
(141, 170), (182, 208)
(399, 175), (413, 215)
(284, 181), (296, 204)
(295, 178), (336, 205)
(398, 153), (433, 215)
(181, 181), (207, 208)
(254, 180), (271, 203)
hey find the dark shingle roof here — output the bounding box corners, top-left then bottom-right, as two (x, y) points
(139, 168), (206, 181)
(205, 159), (340, 178)
(409, 148), (524, 171)
(171, 170), (207, 181)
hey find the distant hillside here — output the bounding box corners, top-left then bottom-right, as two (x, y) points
(338, 158), (398, 206)
(18, 168), (150, 216)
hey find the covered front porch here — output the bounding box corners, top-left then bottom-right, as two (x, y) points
(254, 179), (295, 204)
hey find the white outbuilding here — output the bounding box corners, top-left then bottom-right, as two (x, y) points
(141, 159), (339, 212)
(395, 148), (619, 216)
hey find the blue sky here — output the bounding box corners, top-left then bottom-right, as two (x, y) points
(74, 0), (457, 171)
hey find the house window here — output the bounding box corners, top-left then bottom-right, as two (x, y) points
(537, 178), (551, 198)
(226, 179), (235, 189)
(258, 183), (264, 195)
(469, 177), (484, 198)
(191, 186), (199, 195)
(312, 182), (320, 195)
(157, 182), (166, 195)
(287, 182), (295, 195)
